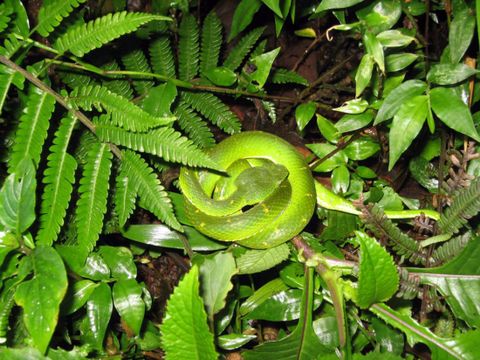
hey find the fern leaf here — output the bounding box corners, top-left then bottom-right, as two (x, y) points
(175, 101), (215, 149)
(115, 164), (137, 228)
(431, 232), (472, 266)
(59, 69), (96, 89)
(0, 285), (15, 344)
(178, 13), (200, 81)
(149, 36), (176, 78)
(200, 11), (222, 78)
(69, 85), (175, 131)
(121, 150), (182, 231)
(181, 91), (241, 134)
(8, 86), (56, 172)
(0, 4), (12, 33)
(101, 61), (134, 99)
(0, 33), (22, 58)
(75, 142), (113, 252)
(271, 68), (309, 86)
(121, 48), (154, 95)
(95, 124), (220, 170)
(37, 116), (78, 246)
(0, 66), (23, 115)
(438, 178), (480, 234)
(359, 204), (427, 265)
(35, 0), (87, 37)
(261, 100), (277, 123)
(249, 39), (268, 59)
(223, 27), (265, 71)
(54, 11), (171, 56)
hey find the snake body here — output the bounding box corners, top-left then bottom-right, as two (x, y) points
(179, 131), (316, 249)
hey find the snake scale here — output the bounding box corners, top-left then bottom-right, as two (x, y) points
(179, 131), (440, 249)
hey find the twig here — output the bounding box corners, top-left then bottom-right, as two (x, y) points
(292, 32), (325, 72)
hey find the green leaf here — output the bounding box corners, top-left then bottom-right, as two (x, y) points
(224, 27), (265, 71)
(142, 82), (177, 117)
(316, 0), (364, 12)
(374, 80), (427, 125)
(0, 347), (48, 360)
(239, 278), (288, 316)
(218, 334), (257, 350)
(120, 150), (182, 231)
(175, 101), (215, 149)
(0, 4), (12, 34)
(80, 282), (112, 350)
(427, 64), (478, 85)
(36, 0), (87, 37)
(316, 114), (340, 143)
(0, 69), (23, 116)
(307, 143), (348, 172)
(160, 266), (218, 360)
(229, 0), (262, 41)
(355, 0), (402, 34)
(98, 246), (136, 280)
(61, 280), (99, 315)
(271, 68), (309, 86)
(363, 31), (385, 73)
(178, 13), (199, 81)
(9, 86), (55, 172)
(335, 110), (373, 133)
(430, 87), (480, 141)
(37, 115), (77, 246)
(101, 60), (134, 99)
(371, 317), (404, 355)
(237, 243), (290, 274)
(200, 11), (223, 76)
(149, 36), (176, 78)
(243, 268), (329, 359)
(250, 47), (281, 88)
(449, 6), (475, 63)
(376, 30), (415, 47)
(198, 252), (237, 319)
(388, 95), (428, 170)
(260, 0), (283, 17)
(121, 48), (154, 95)
(355, 54), (374, 97)
(113, 279), (145, 336)
(332, 165), (350, 194)
(385, 53), (418, 72)
(114, 165), (137, 228)
(334, 98), (369, 114)
(356, 232), (399, 308)
(344, 136), (380, 161)
(0, 158), (36, 235)
(0, 231), (19, 267)
(54, 11), (170, 56)
(14, 247), (68, 353)
(76, 142), (112, 252)
(205, 67), (237, 86)
(295, 102), (316, 131)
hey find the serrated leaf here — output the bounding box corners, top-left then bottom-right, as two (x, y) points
(271, 68), (308, 86)
(160, 266), (218, 360)
(430, 87), (480, 141)
(9, 87), (55, 172)
(0, 158), (36, 234)
(14, 247), (68, 353)
(37, 116), (77, 246)
(120, 150), (182, 231)
(178, 13), (199, 81)
(356, 232), (399, 308)
(229, 0), (262, 41)
(101, 60), (134, 99)
(374, 80), (427, 124)
(149, 36), (176, 78)
(388, 95), (428, 170)
(175, 102), (215, 149)
(200, 11), (223, 77)
(121, 48), (154, 95)
(75, 142), (113, 252)
(237, 243), (290, 274)
(198, 252), (237, 319)
(449, 6), (475, 63)
(113, 279), (145, 336)
(224, 27), (265, 71)
(54, 11), (171, 56)
(427, 63), (478, 85)
(115, 166), (136, 228)
(0, 67), (23, 115)
(36, 0), (87, 37)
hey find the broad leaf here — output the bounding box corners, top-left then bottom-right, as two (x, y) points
(98, 246), (136, 280)
(355, 54), (374, 97)
(363, 31), (384, 73)
(229, 0), (262, 41)
(427, 64), (478, 85)
(356, 232), (399, 308)
(113, 279), (145, 336)
(239, 278), (289, 316)
(142, 82), (177, 117)
(430, 87), (480, 142)
(449, 6), (475, 63)
(237, 243), (290, 274)
(61, 280), (99, 315)
(295, 102), (316, 131)
(14, 247), (68, 353)
(316, 0), (365, 12)
(160, 266), (218, 360)
(197, 252), (237, 320)
(250, 47), (281, 88)
(388, 95), (428, 170)
(385, 53), (418, 72)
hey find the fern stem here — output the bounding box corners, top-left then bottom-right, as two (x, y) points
(0, 55), (122, 159)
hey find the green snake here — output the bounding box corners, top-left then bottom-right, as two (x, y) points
(179, 131), (439, 249)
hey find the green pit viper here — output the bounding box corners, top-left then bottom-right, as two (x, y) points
(179, 131), (439, 249)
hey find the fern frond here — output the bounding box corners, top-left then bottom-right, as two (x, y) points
(200, 11), (222, 78)
(121, 48), (154, 95)
(59, 69), (96, 89)
(223, 27), (265, 71)
(0, 33), (22, 57)
(121, 150), (182, 230)
(35, 0), (87, 37)
(0, 4), (12, 33)
(178, 13), (200, 81)
(397, 268), (421, 300)
(175, 101), (215, 149)
(69, 85), (175, 131)
(37, 116), (78, 246)
(249, 39), (267, 59)
(359, 204), (427, 264)
(54, 11), (171, 56)
(75, 141), (113, 252)
(149, 36), (176, 78)
(101, 61), (134, 99)
(0, 286), (15, 344)
(181, 91), (241, 134)
(438, 177), (480, 234)
(431, 232), (472, 266)
(95, 124), (220, 170)
(115, 164), (137, 228)
(0, 67), (23, 115)
(271, 68), (309, 86)
(261, 100), (277, 123)
(8, 86), (56, 172)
